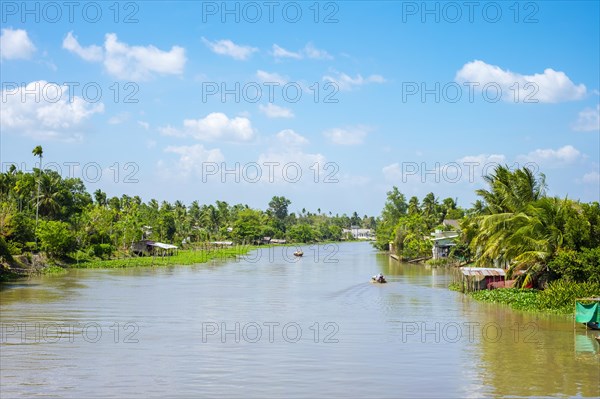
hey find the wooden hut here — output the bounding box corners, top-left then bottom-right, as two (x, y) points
(459, 267), (506, 292)
(130, 240), (178, 256)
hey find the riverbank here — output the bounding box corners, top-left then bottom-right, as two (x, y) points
(0, 253), (48, 282)
(1, 245), (260, 281)
(1, 242), (347, 281)
(450, 280), (600, 315)
(72, 245), (258, 269)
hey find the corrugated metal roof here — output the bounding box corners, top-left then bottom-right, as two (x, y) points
(149, 242), (178, 249)
(460, 267), (506, 277)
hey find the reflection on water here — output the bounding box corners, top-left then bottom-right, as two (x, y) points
(575, 332), (599, 354)
(1, 242), (598, 398)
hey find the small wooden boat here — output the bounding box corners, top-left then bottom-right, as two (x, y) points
(371, 277), (387, 284)
(293, 251), (303, 257)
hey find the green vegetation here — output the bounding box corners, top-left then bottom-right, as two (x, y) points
(537, 280), (600, 313)
(377, 165), (599, 286)
(448, 282), (462, 292)
(1, 146), (377, 278)
(469, 288), (542, 312)
(374, 188), (464, 260)
(468, 281), (600, 314)
(73, 247), (256, 269)
(41, 265), (69, 276)
(376, 164), (599, 312)
(463, 166), (600, 288)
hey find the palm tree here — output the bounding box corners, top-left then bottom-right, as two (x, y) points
(32, 145), (43, 248)
(476, 165), (546, 214)
(504, 197), (568, 285)
(408, 196), (420, 215)
(94, 189), (107, 207)
(470, 166), (556, 286)
(36, 173), (62, 218)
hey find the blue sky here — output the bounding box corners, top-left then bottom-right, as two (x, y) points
(1, 1), (599, 216)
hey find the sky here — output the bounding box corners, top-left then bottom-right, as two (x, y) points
(1, 1), (599, 216)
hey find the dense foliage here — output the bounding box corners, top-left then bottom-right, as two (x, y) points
(469, 281), (600, 314)
(374, 187), (464, 259)
(0, 147), (377, 263)
(375, 164), (600, 291)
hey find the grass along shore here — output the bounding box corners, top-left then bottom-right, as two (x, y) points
(67, 245), (260, 269)
(450, 280), (600, 315)
(1, 246), (261, 279)
(70, 242), (335, 270)
(2, 242), (339, 281)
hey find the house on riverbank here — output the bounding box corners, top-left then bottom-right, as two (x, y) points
(342, 226), (375, 240)
(261, 237), (287, 245)
(459, 267), (507, 291)
(131, 240), (178, 256)
(430, 230), (460, 259)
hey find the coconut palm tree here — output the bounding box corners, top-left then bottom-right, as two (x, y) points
(36, 173), (62, 218)
(94, 189), (107, 207)
(476, 165), (546, 214)
(470, 165), (553, 286)
(504, 197), (569, 286)
(32, 145), (43, 248)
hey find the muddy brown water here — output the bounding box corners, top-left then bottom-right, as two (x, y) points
(1, 242), (598, 398)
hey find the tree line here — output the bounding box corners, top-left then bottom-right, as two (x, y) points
(375, 165), (600, 286)
(0, 147), (377, 262)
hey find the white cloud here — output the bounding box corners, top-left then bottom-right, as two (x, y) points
(256, 70), (288, 85)
(303, 43), (333, 60)
(162, 144), (225, 177)
(259, 103), (294, 118)
(582, 171), (600, 184)
(382, 163), (403, 182)
(254, 129), (325, 184)
(271, 43), (331, 60)
(520, 145), (581, 164)
(160, 112), (255, 142)
(62, 31), (102, 62)
(104, 33), (186, 80)
(202, 37), (257, 60)
(455, 60), (586, 103)
(272, 44), (302, 59)
(0, 28), (36, 60)
(108, 112), (130, 125)
(323, 126), (371, 145)
(63, 32), (186, 80)
(572, 105), (600, 132)
(323, 72), (385, 91)
(275, 129), (308, 146)
(0, 80), (104, 141)
(257, 149), (326, 184)
(138, 121), (150, 130)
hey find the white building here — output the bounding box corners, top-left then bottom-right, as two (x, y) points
(342, 226), (375, 240)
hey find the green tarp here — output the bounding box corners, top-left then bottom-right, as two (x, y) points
(575, 302), (600, 323)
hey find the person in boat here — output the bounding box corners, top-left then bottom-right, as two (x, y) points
(372, 273), (385, 283)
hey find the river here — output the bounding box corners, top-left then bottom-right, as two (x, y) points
(1, 242), (598, 398)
